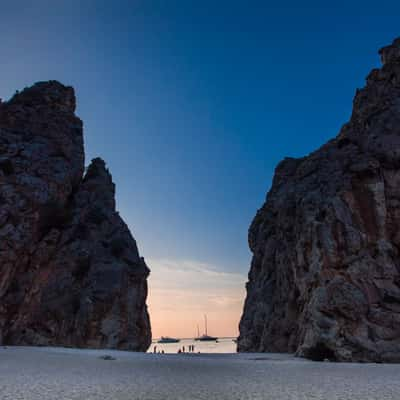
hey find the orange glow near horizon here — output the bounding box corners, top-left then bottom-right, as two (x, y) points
(147, 259), (246, 339)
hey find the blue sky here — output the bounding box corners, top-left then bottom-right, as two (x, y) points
(1, 0), (399, 336)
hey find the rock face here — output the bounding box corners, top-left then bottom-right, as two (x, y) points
(238, 38), (400, 362)
(0, 81), (151, 351)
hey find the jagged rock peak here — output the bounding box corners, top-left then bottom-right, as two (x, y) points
(7, 80), (76, 112)
(238, 37), (400, 363)
(379, 37), (400, 65)
(0, 81), (151, 351)
(85, 157), (114, 184)
(83, 157), (116, 211)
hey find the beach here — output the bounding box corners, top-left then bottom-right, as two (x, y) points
(0, 346), (399, 400)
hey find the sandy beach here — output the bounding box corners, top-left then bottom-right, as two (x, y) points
(0, 347), (399, 400)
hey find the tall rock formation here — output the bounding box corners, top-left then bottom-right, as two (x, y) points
(0, 81), (151, 351)
(239, 38), (400, 362)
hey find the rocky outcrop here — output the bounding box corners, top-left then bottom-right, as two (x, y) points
(0, 81), (151, 351)
(238, 38), (400, 362)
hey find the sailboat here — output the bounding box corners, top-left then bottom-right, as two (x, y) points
(195, 315), (218, 342)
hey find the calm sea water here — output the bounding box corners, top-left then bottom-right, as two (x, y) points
(148, 338), (237, 354)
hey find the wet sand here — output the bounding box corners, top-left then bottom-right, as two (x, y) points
(0, 346), (399, 399)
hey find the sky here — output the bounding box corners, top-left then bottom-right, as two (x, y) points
(1, 0), (399, 338)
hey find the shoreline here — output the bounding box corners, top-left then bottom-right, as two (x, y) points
(1, 346), (400, 399)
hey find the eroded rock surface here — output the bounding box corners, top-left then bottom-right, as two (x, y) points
(239, 38), (400, 362)
(0, 81), (151, 351)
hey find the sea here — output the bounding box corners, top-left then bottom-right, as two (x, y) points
(148, 337), (237, 354)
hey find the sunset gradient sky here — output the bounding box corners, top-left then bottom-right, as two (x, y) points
(1, 0), (400, 338)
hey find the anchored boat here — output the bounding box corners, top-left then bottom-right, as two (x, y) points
(195, 315), (218, 342)
(157, 336), (180, 344)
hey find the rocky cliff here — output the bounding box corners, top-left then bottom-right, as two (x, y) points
(238, 38), (400, 362)
(0, 81), (151, 351)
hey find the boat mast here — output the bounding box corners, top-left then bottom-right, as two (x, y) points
(204, 314), (208, 336)
(197, 324), (200, 338)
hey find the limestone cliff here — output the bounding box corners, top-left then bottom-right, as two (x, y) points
(239, 38), (400, 362)
(0, 81), (151, 351)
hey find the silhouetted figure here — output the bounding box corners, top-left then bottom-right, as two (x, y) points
(182, 346), (185, 353)
(153, 346), (157, 353)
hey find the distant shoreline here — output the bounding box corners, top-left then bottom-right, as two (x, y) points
(151, 336), (237, 341)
